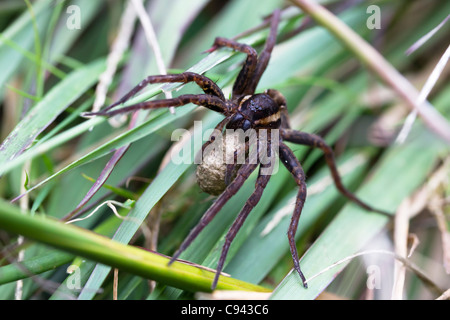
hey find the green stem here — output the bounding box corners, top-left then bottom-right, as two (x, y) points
(0, 199), (270, 293)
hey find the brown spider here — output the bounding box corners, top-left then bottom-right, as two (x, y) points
(84, 9), (389, 290)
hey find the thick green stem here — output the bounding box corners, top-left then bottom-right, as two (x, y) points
(0, 199), (270, 293)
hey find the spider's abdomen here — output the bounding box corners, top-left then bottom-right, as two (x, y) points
(228, 93), (281, 130)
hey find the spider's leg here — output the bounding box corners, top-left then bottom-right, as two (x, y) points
(99, 72), (226, 114)
(168, 162), (259, 266)
(224, 137), (250, 186)
(281, 129), (391, 216)
(200, 116), (230, 154)
(196, 115), (232, 165)
(279, 142), (308, 288)
(83, 94), (229, 117)
(246, 9), (281, 94)
(205, 38), (257, 100)
(212, 159), (273, 290)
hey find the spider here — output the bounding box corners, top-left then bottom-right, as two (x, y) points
(84, 9), (389, 290)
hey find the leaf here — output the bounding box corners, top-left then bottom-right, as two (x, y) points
(0, 0), (51, 91)
(0, 197), (269, 293)
(0, 59), (106, 173)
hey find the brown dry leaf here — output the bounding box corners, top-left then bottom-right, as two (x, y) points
(368, 104), (407, 146)
(392, 157), (450, 298)
(407, 233), (420, 258)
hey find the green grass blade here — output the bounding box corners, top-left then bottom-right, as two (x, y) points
(0, 198), (269, 293)
(0, 0), (51, 91)
(0, 59), (106, 172)
(9, 107), (189, 203)
(0, 213), (129, 286)
(0, 250), (74, 285)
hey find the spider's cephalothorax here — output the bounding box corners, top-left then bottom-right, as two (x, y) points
(83, 9), (389, 290)
(228, 93), (282, 130)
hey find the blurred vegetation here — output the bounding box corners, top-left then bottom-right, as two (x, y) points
(0, 0), (449, 300)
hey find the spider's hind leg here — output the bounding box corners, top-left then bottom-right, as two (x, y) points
(281, 129), (392, 216)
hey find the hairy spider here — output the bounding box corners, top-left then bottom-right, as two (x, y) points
(84, 9), (389, 290)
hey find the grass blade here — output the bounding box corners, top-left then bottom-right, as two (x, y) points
(0, 198), (269, 293)
(0, 59), (106, 173)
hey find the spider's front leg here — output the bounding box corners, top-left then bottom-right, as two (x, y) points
(199, 116), (231, 155)
(281, 128), (391, 216)
(205, 37), (258, 100)
(83, 72), (228, 116)
(84, 94), (229, 117)
(204, 9), (281, 99)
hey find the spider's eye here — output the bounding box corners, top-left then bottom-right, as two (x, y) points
(227, 112), (244, 130)
(228, 113), (253, 131)
(233, 113), (243, 122)
(242, 120), (252, 131)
